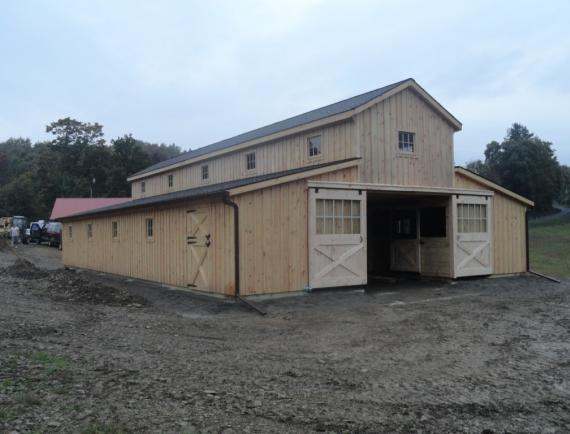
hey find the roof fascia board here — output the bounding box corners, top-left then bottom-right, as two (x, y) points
(307, 180), (493, 197)
(227, 160), (360, 197)
(352, 81), (462, 131)
(454, 167), (534, 206)
(127, 114), (355, 182)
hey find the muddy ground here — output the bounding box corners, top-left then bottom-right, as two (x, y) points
(0, 240), (569, 433)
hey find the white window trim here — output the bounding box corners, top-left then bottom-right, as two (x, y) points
(398, 131), (416, 155)
(145, 217), (154, 241)
(246, 151), (256, 172)
(201, 165), (210, 183)
(307, 135), (323, 160)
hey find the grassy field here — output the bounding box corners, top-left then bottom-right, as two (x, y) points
(529, 212), (570, 279)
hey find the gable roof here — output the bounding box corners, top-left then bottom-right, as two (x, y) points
(454, 167), (534, 207)
(128, 78), (461, 181)
(50, 198), (131, 220)
(62, 158), (360, 220)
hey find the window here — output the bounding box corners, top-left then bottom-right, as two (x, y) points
(146, 218), (154, 239)
(308, 135), (321, 157)
(141, 181), (146, 193)
(87, 223), (93, 239)
(112, 221), (118, 239)
(420, 207), (446, 237)
(457, 204), (487, 233)
(168, 174), (174, 188)
(246, 152), (256, 171)
(398, 131), (415, 153)
(68, 226), (73, 239)
(316, 199), (361, 235)
(393, 210), (417, 239)
(201, 165), (209, 181)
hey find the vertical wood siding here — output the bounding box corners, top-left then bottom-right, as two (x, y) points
(131, 121), (357, 199)
(62, 200), (235, 296)
(356, 88), (455, 187)
(233, 167), (359, 296)
(454, 173), (528, 274)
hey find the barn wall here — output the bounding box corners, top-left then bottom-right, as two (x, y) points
(233, 167), (358, 296)
(454, 173), (528, 274)
(132, 121), (357, 199)
(62, 199), (235, 296)
(356, 88), (455, 187)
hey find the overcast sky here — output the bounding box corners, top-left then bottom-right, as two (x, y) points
(1, 0), (569, 165)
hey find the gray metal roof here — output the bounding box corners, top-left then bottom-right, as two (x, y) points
(130, 79), (411, 178)
(63, 158), (360, 220)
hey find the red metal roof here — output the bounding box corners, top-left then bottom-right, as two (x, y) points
(50, 198), (131, 220)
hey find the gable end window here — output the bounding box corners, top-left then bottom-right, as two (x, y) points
(398, 131), (415, 153)
(68, 226), (73, 239)
(246, 152), (256, 171)
(146, 218), (154, 239)
(141, 181), (146, 193)
(112, 221), (118, 239)
(87, 223), (93, 239)
(167, 174), (174, 188)
(201, 165), (209, 181)
(308, 135), (321, 157)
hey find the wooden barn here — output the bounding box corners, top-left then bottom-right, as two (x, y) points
(61, 78), (534, 297)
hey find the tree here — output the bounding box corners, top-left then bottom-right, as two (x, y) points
(468, 123), (560, 211)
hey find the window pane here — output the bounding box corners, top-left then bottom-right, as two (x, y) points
(352, 218), (360, 234)
(324, 217), (333, 234)
(344, 217), (352, 234)
(316, 217), (324, 234)
(325, 200), (333, 217)
(334, 215), (343, 234)
(334, 200), (343, 218)
(352, 201), (360, 217)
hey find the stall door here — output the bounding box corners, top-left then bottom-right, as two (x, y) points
(186, 207), (212, 289)
(390, 209), (420, 273)
(453, 195), (492, 277)
(309, 188), (367, 288)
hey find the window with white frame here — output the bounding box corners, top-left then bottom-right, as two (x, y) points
(141, 181), (146, 193)
(112, 221), (118, 239)
(145, 218), (154, 239)
(457, 204), (487, 233)
(246, 152), (256, 171)
(308, 135), (321, 157)
(398, 131), (415, 153)
(87, 223), (93, 239)
(201, 165), (209, 181)
(167, 174), (174, 188)
(315, 199), (361, 235)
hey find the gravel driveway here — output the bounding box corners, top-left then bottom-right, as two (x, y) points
(1, 241), (569, 433)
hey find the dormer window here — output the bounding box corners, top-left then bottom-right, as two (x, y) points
(201, 165), (209, 181)
(168, 174), (174, 188)
(398, 131), (415, 153)
(308, 135), (321, 157)
(246, 152), (256, 171)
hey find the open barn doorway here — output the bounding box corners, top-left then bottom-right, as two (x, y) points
(366, 193), (452, 282)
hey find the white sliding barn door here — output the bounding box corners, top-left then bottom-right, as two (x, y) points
(309, 188), (367, 289)
(453, 195), (493, 277)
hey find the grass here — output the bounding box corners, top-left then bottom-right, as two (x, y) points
(529, 212), (570, 278)
(81, 422), (131, 434)
(31, 351), (70, 374)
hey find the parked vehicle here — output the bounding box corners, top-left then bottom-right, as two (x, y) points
(12, 216), (29, 244)
(42, 221), (63, 247)
(28, 222), (43, 243)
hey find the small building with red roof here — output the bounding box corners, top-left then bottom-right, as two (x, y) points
(50, 198), (131, 221)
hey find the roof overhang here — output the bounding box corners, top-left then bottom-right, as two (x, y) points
(127, 79), (462, 182)
(454, 167), (534, 207)
(307, 180), (493, 197)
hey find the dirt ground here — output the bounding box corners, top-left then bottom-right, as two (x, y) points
(1, 240), (569, 434)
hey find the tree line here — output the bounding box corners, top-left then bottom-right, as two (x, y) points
(466, 123), (569, 212)
(0, 118), (181, 220)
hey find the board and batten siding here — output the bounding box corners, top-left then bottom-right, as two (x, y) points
(131, 121), (357, 199)
(233, 166), (359, 296)
(356, 88), (455, 187)
(62, 199), (235, 296)
(454, 173), (528, 275)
